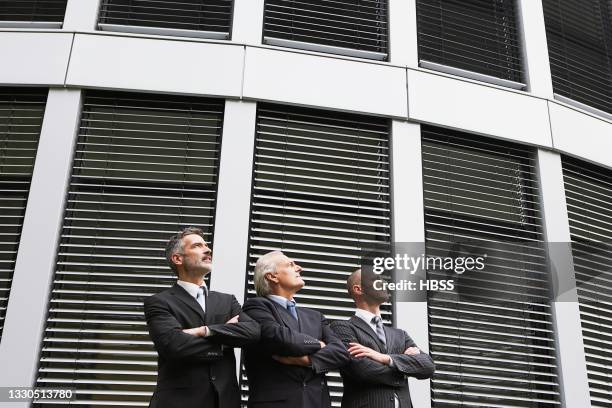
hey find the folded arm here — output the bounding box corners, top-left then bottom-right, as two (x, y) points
(331, 321), (404, 386)
(243, 300), (321, 356)
(207, 295), (261, 347)
(309, 316), (350, 374)
(388, 331), (435, 379)
(144, 296), (223, 362)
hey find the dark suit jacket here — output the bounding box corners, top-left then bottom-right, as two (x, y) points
(144, 284), (260, 408)
(242, 296), (350, 408)
(331, 316), (435, 408)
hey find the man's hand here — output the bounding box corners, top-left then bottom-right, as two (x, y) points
(319, 341), (326, 348)
(182, 326), (208, 336)
(272, 355), (312, 367)
(348, 342), (391, 365)
(404, 347), (420, 355)
(226, 315), (239, 324)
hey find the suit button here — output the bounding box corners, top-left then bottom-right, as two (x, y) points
(211, 375), (216, 381)
(390, 397), (394, 401)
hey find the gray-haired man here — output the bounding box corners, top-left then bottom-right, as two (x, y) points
(242, 250), (349, 408)
(144, 227), (260, 408)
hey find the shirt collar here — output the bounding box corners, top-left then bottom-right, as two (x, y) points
(177, 280), (207, 298)
(267, 294), (295, 308)
(355, 308), (380, 325)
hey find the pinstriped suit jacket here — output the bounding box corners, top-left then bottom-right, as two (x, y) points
(331, 316), (435, 408)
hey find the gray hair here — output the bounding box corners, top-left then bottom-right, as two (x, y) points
(165, 227), (205, 275)
(254, 250), (283, 296)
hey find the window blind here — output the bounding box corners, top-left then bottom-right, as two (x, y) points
(0, 0), (67, 25)
(562, 156), (612, 408)
(34, 91), (224, 406)
(241, 104), (392, 406)
(263, 0), (389, 60)
(416, 0), (524, 87)
(422, 126), (560, 407)
(99, 0), (234, 39)
(542, 0), (612, 117)
(0, 88), (46, 344)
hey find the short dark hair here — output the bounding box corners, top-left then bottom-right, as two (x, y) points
(165, 227), (205, 275)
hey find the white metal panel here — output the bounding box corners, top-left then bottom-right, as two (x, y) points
(536, 149), (591, 407)
(550, 101), (612, 171)
(242, 46), (408, 118)
(231, 0), (265, 45)
(211, 100), (257, 303)
(65, 34), (244, 97)
(63, 0), (100, 31)
(516, 0), (554, 98)
(408, 69), (553, 148)
(388, 0), (418, 67)
(0, 32), (73, 85)
(0, 89), (82, 392)
(391, 120), (431, 408)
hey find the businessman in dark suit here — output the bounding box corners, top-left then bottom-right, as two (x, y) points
(144, 227), (260, 408)
(331, 269), (434, 408)
(243, 250), (350, 408)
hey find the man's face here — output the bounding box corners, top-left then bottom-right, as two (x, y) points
(174, 234), (212, 278)
(268, 254), (304, 295)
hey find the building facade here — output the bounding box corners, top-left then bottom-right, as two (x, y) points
(0, 0), (610, 407)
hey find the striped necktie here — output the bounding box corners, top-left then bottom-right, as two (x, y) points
(371, 315), (386, 345)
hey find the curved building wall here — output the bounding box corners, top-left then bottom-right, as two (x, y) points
(0, 0), (610, 407)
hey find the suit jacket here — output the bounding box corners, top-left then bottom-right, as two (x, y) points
(331, 316), (435, 408)
(242, 296), (350, 408)
(144, 284), (260, 408)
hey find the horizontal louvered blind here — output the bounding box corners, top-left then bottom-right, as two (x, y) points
(542, 0), (612, 116)
(263, 0), (388, 60)
(417, 0), (524, 85)
(34, 91), (224, 407)
(0, 88), (46, 343)
(422, 126), (560, 407)
(241, 105), (392, 406)
(99, 0), (233, 38)
(562, 156), (612, 408)
(0, 0), (67, 23)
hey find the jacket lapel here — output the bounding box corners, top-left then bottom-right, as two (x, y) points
(382, 325), (398, 353)
(204, 290), (217, 325)
(269, 298), (300, 330)
(350, 315), (386, 351)
(169, 284), (206, 323)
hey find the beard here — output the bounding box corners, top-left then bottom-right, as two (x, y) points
(361, 269), (391, 304)
(182, 256), (212, 278)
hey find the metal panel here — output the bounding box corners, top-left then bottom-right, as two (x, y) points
(263, 0), (388, 60)
(407, 69), (552, 149)
(65, 34), (244, 98)
(422, 126), (561, 407)
(0, 88), (46, 343)
(34, 90), (224, 407)
(416, 0), (524, 85)
(242, 46), (408, 118)
(562, 156), (612, 408)
(0, 32), (73, 86)
(241, 104), (392, 406)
